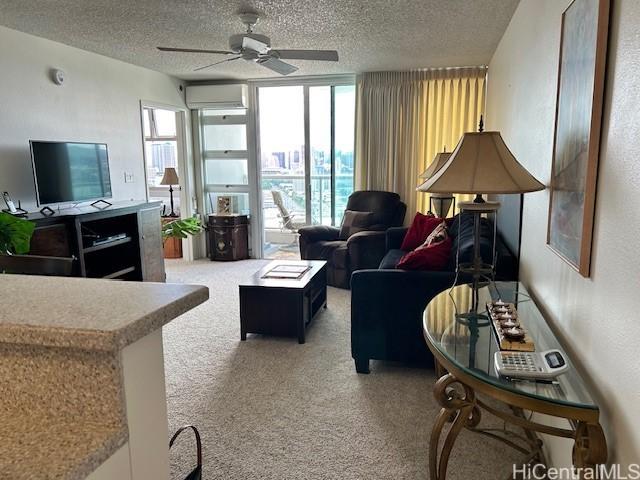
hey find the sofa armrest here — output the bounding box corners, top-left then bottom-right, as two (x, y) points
(347, 230), (387, 271)
(386, 227), (408, 251)
(298, 225), (340, 243)
(298, 225), (340, 259)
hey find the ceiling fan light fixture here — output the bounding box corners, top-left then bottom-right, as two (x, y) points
(238, 12), (260, 32)
(157, 12), (339, 76)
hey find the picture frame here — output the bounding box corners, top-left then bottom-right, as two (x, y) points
(547, 0), (610, 277)
(217, 196), (232, 215)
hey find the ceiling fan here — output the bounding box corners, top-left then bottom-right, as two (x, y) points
(157, 12), (339, 75)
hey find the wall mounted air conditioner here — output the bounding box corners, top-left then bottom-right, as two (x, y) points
(186, 84), (248, 109)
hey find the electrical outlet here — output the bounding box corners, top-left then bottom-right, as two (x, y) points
(124, 172), (134, 183)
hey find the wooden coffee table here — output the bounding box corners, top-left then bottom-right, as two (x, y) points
(239, 260), (327, 344)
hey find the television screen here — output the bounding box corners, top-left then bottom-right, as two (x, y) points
(30, 141), (112, 206)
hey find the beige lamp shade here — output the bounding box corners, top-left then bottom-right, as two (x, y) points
(419, 152), (451, 179)
(160, 167), (179, 186)
(417, 132), (545, 194)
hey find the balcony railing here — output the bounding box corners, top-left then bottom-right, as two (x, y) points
(262, 173), (353, 229)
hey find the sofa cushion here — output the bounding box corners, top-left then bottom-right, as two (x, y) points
(444, 213), (496, 270)
(424, 221), (448, 245)
(339, 210), (376, 240)
(397, 236), (453, 271)
(400, 213), (440, 251)
(379, 249), (405, 269)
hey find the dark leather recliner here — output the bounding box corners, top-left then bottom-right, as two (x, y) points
(298, 191), (406, 289)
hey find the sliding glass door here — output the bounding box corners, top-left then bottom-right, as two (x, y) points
(257, 82), (355, 259)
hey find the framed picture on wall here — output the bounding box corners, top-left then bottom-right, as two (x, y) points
(547, 0), (610, 277)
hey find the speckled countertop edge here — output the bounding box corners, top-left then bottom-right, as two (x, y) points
(0, 286), (209, 351)
(66, 425), (129, 480)
(0, 277), (210, 479)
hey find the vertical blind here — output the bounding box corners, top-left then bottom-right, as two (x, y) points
(354, 67), (487, 220)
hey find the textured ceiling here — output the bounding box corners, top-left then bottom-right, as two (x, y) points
(0, 0), (519, 81)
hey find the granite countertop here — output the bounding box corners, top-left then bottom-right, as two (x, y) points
(0, 274), (209, 350)
(0, 274), (209, 480)
(1, 417), (128, 480)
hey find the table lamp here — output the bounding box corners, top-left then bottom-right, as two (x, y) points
(418, 149), (455, 218)
(418, 117), (545, 288)
(160, 167), (179, 217)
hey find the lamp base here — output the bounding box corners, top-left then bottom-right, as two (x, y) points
(455, 198), (500, 287)
(455, 311), (492, 327)
(457, 263), (494, 277)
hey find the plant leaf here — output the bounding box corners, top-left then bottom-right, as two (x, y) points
(162, 217), (204, 241)
(0, 213), (36, 254)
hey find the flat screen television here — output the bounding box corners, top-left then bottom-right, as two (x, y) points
(30, 141), (112, 206)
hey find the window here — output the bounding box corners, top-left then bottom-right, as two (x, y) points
(256, 81), (356, 259)
(200, 109), (250, 215)
(143, 107), (178, 188)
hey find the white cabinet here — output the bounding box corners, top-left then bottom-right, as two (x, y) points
(121, 328), (171, 479)
(87, 444), (131, 480)
(88, 328), (171, 479)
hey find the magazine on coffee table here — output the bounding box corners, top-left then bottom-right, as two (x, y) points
(262, 264), (311, 280)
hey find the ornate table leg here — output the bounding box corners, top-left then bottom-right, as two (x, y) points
(573, 422), (607, 478)
(430, 373), (479, 480)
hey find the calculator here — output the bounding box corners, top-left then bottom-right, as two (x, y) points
(494, 350), (569, 380)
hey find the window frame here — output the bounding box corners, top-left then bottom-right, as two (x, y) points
(199, 109), (251, 211)
(249, 75), (356, 257)
(143, 107), (180, 191)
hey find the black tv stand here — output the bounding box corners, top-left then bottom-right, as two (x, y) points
(24, 201), (166, 282)
(90, 199), (113, 209)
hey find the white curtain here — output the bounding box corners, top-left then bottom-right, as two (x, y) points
(355, 68), (487, 222)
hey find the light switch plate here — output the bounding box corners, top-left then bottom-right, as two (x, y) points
(124, 172), (134, 183)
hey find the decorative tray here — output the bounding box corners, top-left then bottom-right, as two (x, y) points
(487, 301), (535, 352)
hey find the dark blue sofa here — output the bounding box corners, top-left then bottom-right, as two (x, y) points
(350, 212), (519, 373)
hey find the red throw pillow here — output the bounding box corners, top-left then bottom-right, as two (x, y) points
(400, 213), (441, 251)
(396, 236), (453, 271)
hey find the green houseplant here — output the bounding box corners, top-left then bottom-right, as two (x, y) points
(0, 212), (35, 255)
(162, 216), (204, 243)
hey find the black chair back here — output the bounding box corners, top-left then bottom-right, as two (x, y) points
(345, 191), (406, 228)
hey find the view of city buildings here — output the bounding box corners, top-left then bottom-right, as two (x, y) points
(259, 84), (356, 237)
(145, 141), (178, 186)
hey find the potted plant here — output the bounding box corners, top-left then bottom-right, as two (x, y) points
(162, 216), (204, 243)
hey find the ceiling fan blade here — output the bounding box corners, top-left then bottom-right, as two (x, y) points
(242, 36), (270, 54)
(194, 56), (242, 72)
(271, 49), (339, 61)
(257, 57), (298, 76)
(158, 47), (235, 55)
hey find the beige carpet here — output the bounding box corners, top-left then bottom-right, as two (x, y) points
(163, 259), (521, 479)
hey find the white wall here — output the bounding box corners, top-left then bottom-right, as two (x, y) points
(0, 26), (187, 210)
(487, 0), (640, 469)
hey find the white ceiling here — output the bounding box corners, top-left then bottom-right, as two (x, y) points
(0, 0), (519, 81)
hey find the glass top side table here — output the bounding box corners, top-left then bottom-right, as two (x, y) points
(423, 282), (606, 480)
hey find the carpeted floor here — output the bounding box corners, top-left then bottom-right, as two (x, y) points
(163, 259), (521, 479)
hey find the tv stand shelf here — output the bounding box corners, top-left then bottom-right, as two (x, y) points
(25, 201), (165, 282)
(82, 236), (132, 254)
(103, 266), (136, 280)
